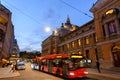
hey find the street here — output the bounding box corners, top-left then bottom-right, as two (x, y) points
(0, 62), (98, 80)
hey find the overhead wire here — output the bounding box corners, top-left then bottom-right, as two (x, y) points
(2, 0), (43, 25)
(59, 0), (93, 18)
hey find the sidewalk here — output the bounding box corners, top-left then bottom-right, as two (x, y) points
(0, 66), (20, 79)
(87, 68), (120, 80)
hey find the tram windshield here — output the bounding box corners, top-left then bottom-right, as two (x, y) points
(68, 55), (86, 70)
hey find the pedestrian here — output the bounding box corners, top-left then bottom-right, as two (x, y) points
(9, 64), (15, 73)
(96, 61), (101, 73)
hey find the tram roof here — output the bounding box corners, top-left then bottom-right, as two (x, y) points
(37, 54), (68, 60)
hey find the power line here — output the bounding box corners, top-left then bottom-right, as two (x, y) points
(59, 0), (93, 18)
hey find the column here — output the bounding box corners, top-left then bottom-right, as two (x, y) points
(115, 19), (120, 34)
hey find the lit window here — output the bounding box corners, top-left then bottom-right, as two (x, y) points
(77, 39), (81, 46)
(72, 41), (75, 48)
(95, 34), (98, 42)
(85, 36), (89, 44)
(67, 43), (70, 49)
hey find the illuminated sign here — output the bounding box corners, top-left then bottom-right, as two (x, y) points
(56, 56), (62, 58)
(71, 56), (83, 58)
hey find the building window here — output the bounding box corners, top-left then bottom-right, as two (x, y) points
(77, 39), (81, 46)
(86, 50), (90, 59)
(67, 43), (70, 49)
(85, 36), (89, 45)
(89, 26), (93, 29)
(95, 34), (98, 42)
(108, 21), (117, 34)
(72, 41), (75, 48)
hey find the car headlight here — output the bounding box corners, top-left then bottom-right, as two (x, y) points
(31, 64), (34, 68)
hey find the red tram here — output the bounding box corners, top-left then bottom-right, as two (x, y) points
(32, 54), (88, 79)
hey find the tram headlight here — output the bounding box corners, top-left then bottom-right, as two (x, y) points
(69, 72), (75, 76)
(84, 71), (88, 74)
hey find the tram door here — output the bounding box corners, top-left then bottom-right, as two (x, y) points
(48, 60), (52, 73)
(62, 59), (69, 77)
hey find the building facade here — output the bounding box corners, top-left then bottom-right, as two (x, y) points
(0, 4), (15, 66)
(90, 0), (120, 68)
(41, 17), (79, 56)
(41, 0), (120, 69)
(10, 38), (20, 63)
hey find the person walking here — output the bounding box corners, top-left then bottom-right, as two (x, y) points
(9, 64), (15, 73)
(96, 61), (101, 73)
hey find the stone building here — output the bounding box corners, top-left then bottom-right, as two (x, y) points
(41, 16), (78, 56)
(90, 0), (120, 68)
(0, 4), (15, 66)
(41, 0), (120, 70)
(10, 38), (20, 63)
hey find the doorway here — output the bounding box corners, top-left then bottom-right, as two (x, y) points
(112, 46), (120, 67)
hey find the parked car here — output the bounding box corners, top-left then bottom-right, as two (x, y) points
(16, 62), (26, 70)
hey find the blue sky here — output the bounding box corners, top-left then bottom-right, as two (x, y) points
(2, 0), (97, 52)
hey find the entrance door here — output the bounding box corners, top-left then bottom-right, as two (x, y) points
(113, 52), (120, 67)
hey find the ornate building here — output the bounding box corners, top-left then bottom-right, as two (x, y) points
(41, 16), (78, 56)
(0, 4), (16, 66)
(90, 0), (120, 68)
(41, 0), (120, 70)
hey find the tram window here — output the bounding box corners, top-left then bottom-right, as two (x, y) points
(52, 60), (57, 66)
(58, 60), (63, 67)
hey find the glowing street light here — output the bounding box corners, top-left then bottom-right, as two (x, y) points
(44, 26), (51, 33)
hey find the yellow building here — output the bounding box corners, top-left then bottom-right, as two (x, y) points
(0, 4), (15, 66)
(41, 0), (120, 70)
